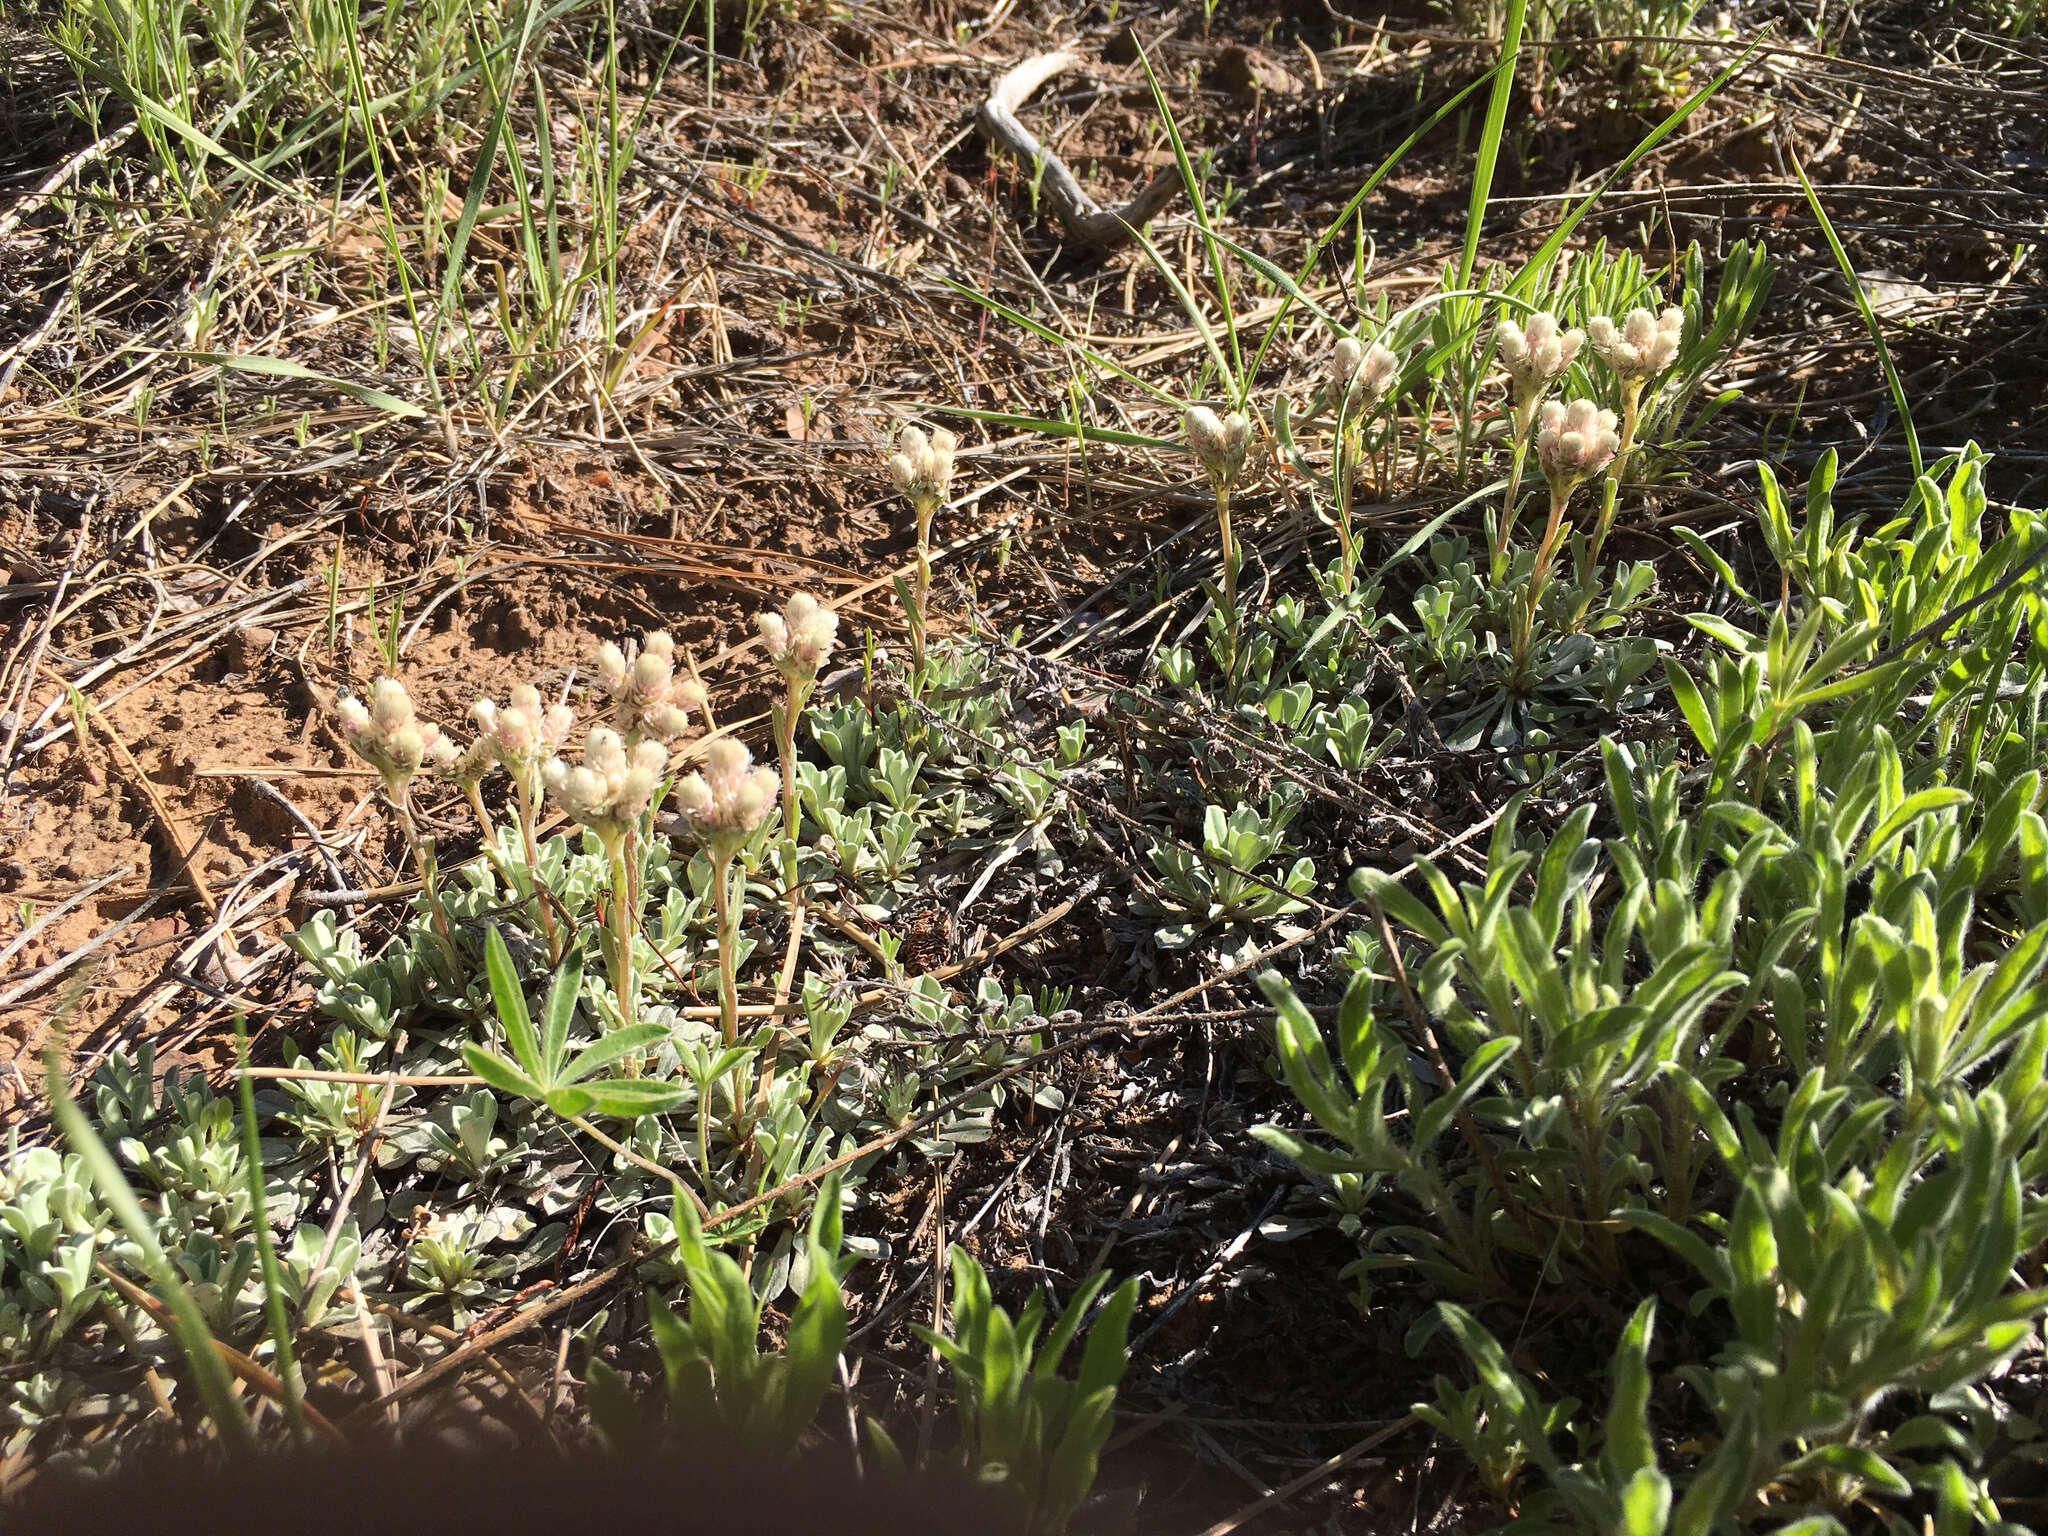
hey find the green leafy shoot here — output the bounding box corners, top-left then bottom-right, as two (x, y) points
(463, 926), (686, 1119)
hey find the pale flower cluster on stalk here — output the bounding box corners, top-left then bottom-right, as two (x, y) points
(886, 425), (958, 516)
(672, 737), (779, 860)
(672, 735), (780, 1050)
(1487, 299), (1684, 672)
(1535, 399), (1622, 497)
(1587, 306), (1684, 380)
(1182, 405), (1251, 494)
(426, 732), (495, 790)
(1494, 312), (1584, 408)
(887, 425), (960, 666)
(1183, 405), (1256, 677)
(757, 592), (839, 687)
(320, 600), (851, 1047)
(1332, 336), (1401, 411)
(473, 684), (576, 802)
(337, 677), (439, 798)
(543, 728), (666, 847)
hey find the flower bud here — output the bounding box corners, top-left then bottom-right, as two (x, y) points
(1183, 405), (1251, 492)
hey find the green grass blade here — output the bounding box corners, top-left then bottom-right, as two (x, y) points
(1120, 217), (1236, 397)
(57, 48), (305, 200)
(1506, 36), (1767, 299)
(1790, 146), (1921, 479)
(937, 278), (1183, 407)
(945, 407), (1175, 451)
(1245, 66), (1499, 384)
(234, 1014), (306, 1438)
(441, 0), (548, 343)
(1137, 45), (1243, 402)
(1459, 0), (1532, 290)
(185, 352), (426, 419)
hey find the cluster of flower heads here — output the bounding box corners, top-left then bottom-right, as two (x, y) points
(425, 731), (496, 790)
(543, 728), (667, 845)
(757, 592), (839, 687)
(672, 737), (780, 859)
(336, 678), (441, 798)
(1588, 306), (1685, 382)
(331, 595), (841, 857)
(472, 684), (576, 797)
(1332, 337), (1401, 414)
(887, 425), (959, 516)
(1495, 313), (1584, 407)
(1535, 399), (1621, 494)
(1495, 302), (1686, 497)
(594, 631), (705, 745)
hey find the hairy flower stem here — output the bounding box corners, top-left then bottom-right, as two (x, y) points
(462, 784), (519, 891)
(514, 782), (563, 964)
(1214, 482), (1242, 683)
(1511, 486), (1574, 677)
(909, 500), (937, 668)
(754, 695), (811, 1170)
(708, 847), (753, 1165)
(390, 795), (460, 972)
(709, 850), (742, 1049)
(772, 692), (805, 854)
(1571, 380), (1646, 625)
(1491, 398), (1541, 579)
(602, 826), (640, 1033)
(770, 690), (811, 1014)
(1332, 428), (1361, 591)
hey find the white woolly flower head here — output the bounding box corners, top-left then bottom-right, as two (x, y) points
(672, 737), (779, 857)
(542, 727), (666, 843)
(594, 631), (705, 746)
(1494, 311), (1584, 403)
(427, 733), (496, 790)
(1183, 405), (1252, 492)
(887, 425), (959, 514)
(472, 683), (575, 798)
(335, 677), (440, 796)
(1535, 398), (1621, 495)
(1587, 306), (1684, 381)
(1332, 337), (1401, 416)
(757, 591), (839, 686)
